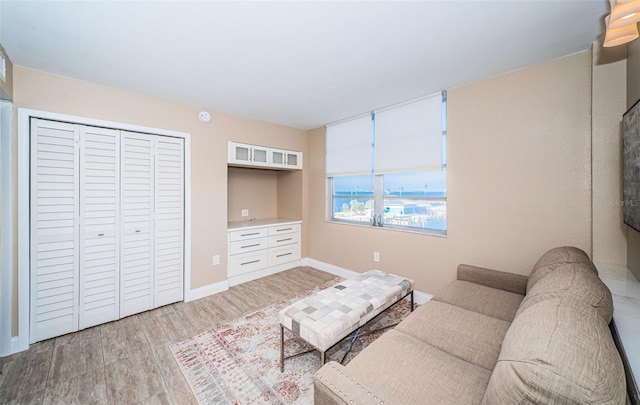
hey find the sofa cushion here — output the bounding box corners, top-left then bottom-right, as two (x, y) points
(432, 280), (524, 322)
(396, 301), (510, 370)
(517, 262), (613, 323)
(346, 329), (492, 405)
(527, 246), (593, 292)
(482, 299), (626, 405)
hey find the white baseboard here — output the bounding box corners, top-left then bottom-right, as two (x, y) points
(184, 258), (433, 305)
(413, 291), (432, 305)
(301, 257), (432, 305)
(186, 279), (230, 302)
(185, 260), (303, 301)
(10, 335), (28, 356)
(301, 258), (359, 279)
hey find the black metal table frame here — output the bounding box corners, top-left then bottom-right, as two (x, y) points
(280, 290), (414, 373)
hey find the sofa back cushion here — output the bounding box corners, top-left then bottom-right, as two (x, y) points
(482, 299), (626, 405)
(518, 262), (613, 323)
(527, 246), (593, 293)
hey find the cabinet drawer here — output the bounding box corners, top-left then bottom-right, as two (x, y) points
(268, 223), (300, 236)
(229, 237), (268, 255)
(268, 244), (300, 266)
(229, 251), (269, 276)
(268, 233), (299, 248)
(229, 227), (269, 242)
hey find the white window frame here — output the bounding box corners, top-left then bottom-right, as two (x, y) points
(326, 91), (447, 236)
(327, 172), (447, 236)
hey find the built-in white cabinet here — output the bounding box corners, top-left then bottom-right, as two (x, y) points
(30, 118), (185, 343)
(227, 220), (301, 286)
(228, 142), (269, 167)
(270, 148), (302, 170)
(228, 141), (302, 170)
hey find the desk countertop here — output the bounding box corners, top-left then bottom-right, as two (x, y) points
(228, 218), (301, 231)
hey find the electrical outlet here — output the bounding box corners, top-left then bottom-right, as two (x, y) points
(213, 255), (220, 265)
(373, 252), (380, 262)
(241, 209), (249, 217)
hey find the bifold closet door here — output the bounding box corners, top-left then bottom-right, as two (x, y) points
(30, 119), (80, 343)
(78, 126), (120, 329)
(154, 136), (184, 306)
(121, 133), (184, 313)
(120, 132), (155, 317)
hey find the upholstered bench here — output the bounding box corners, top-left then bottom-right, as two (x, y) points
(278, 269), (414, 372)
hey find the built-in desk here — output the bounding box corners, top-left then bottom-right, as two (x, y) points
(597, 262), (640, 403)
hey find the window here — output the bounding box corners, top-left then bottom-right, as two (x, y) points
(331, 174), (375, 224)
(326, 92), (447, 235)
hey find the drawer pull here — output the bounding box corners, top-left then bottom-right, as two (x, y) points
(135, 230), (141, 233)
(276, 252), (293, 258)
(241, 232), (261, 237)
(276, 228), (292, 232)
(241, 243), (261, 249)
(241, 259), (261, 266)
(277, 238), (293, 243)
(98, 233), (104, 237)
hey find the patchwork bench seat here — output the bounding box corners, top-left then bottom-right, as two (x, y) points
(279, 269), (414, 371)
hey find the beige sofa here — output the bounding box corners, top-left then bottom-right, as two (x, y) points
(314, 247), (627, 405)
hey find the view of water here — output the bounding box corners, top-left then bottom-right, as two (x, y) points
(333, 191), (447, 230)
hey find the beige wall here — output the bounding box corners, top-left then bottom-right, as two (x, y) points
(227, 167), (303, 221)
(592, 43), (628, 266)
(0, 44), (12, 100)
(627, 39), (640, 279)
(228, 167), (278, 222)
(307, 51), (595, 295)
(10, 66), (307, 335)
(277, 170), (303, 221)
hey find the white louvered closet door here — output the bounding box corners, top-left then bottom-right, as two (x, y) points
(120, 132), (154, 317)
(79, 126), (120, 329)
(30, 119), (80, 343)
(154, 136), (184, 307)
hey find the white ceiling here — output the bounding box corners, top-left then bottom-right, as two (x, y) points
(1, 1), (609, 130)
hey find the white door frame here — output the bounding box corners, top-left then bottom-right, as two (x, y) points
(17, 108), (192, 353)
(0, 99), (13, 356)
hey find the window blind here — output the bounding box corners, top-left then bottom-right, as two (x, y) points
(325, 114), (372, 176)
(374, 92), (443, 174)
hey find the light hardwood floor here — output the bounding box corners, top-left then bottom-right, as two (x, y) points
(0, 267), (339, 405)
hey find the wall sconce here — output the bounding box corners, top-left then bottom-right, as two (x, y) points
(604, 0), (640, 47)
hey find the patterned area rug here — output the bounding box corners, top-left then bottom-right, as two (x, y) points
(170, 282), (415, 405)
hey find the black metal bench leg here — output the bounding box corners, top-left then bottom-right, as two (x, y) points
(411, 291), (414, 312)
(280, 325), (285, 373)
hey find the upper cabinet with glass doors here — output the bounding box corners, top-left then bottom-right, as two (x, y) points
(228, 142), (302, 170)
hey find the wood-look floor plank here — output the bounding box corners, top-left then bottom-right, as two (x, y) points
(4, 267), (336, 405)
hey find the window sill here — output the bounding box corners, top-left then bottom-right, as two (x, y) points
(327, 218), (447, 238)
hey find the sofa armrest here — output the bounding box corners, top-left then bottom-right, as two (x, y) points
(457, 264), (528, 295)
(314, 361), (401, 405)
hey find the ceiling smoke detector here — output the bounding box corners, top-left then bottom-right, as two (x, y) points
(198, 111), (211, 123)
